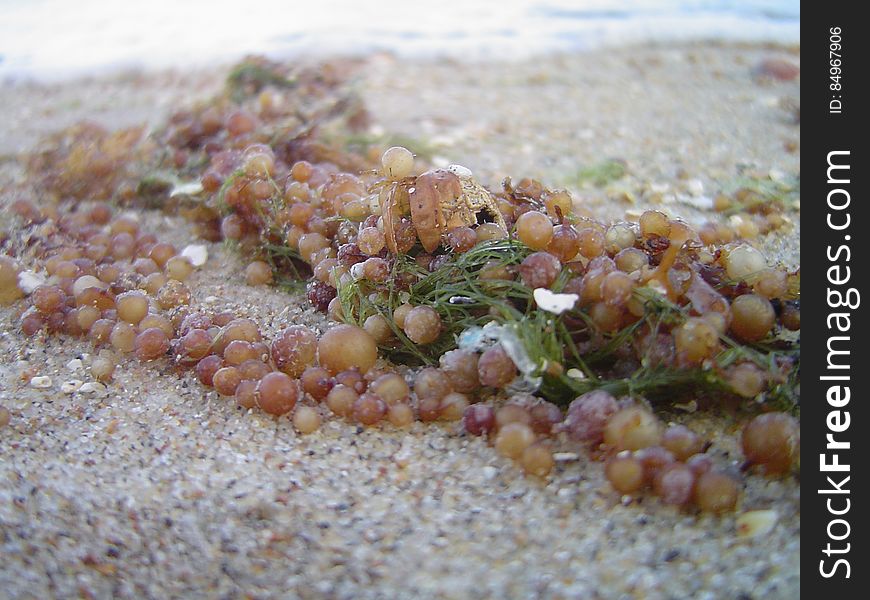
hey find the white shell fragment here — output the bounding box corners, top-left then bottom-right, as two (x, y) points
(181, 244), (208, 267)
(736, 509), (778, 538)
(533, 288), (579, 315)
(30, 376), (53, 389)
(447, 164), (473, 178)
(17, 270), (46, 294)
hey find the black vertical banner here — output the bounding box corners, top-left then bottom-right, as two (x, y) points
(803, 4), (868, 597)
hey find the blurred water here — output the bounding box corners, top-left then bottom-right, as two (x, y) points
(0, 0), (799, 80)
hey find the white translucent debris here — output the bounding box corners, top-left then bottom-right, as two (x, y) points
(498, 327), (538, 386)
(533, 288), (578, 315)
(457, 322), (540, 391)
(17, 271), (46, 294)
(181, 244), (208, 267)
(457, 321), (504, 353)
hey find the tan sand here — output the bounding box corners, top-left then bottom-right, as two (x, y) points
(0, 43), (799, 599)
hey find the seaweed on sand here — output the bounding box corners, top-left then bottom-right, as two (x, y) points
(333, 238), (799, 409)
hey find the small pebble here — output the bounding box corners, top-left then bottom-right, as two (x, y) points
(66, 358), (84, 372)
(736, 509), (778, 538)
(30, 375), (53, 389)
(79, 382), (107, 395)
(61, 380), (84, 394)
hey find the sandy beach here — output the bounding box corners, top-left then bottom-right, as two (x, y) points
(0, 42), (799, 599)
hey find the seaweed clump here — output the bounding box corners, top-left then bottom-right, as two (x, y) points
(3, 56), (801, 509)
